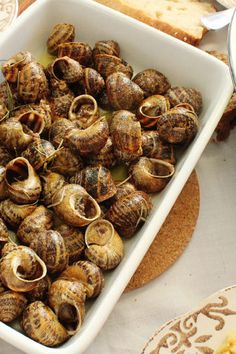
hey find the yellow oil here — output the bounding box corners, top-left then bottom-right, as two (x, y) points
(38, 51), (55, 67)
(110, 164), (128, 182)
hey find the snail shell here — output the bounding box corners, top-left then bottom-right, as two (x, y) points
(65, 117), (109, 156)
(97, 89), (113, 111)
(50, 93), (74, 121)
(48, 147), (84, 176)
(0, 291), (27, 322)
(106, 72), (144, 110)
(22, 301), (69, 346)
(0, 217), (8, 244)
(137, 95), (170, 129)
(5, 157), (42, 204)
(0, 199), (37, 228)
(142, 131), (176, 164)
(0, 279), (6, 293)
(85, 219), (124, 270)
(156, 103), (199, 144)
(0, 166), (8, 201)
(17, 205), (53, 245)
(0, 102), (9, 121)
(87, 137), (115, 168)
(41, 171), (66, 206)
(133, 69), (171, 97)
(30, 230), (68, 274)
(1, 51), (34, 83)
(52, 184), (101, 227)
(130, 157), (175, 193)
(0, 80), (18, 108)
(94, 54), (133, 79)
(26, 275), (51, 303)
(0, 246), (47, 292)
(93, 40), (120, 58)
(48, 278), (86, 335)
(70, 165), (117, 203)
(110, 110), (142, 162)
(50, 56), (83, 83)
(68, 94), (99, 129)
(49, 77), (73, 98)
(112, 182), (137, 203)
(1, 242), (18, 257)
(60, 260), (104, 298)
(0, 145), (13, 166)
(21, 139), (55, 171)
(58, 41), (93, 66)
(49, 118), (75, 148)
(47, 23), (75, 54)
(106, 190), (152, 238)
(18, 62), (49, 103)
(165, 86), (203, 115)
(83, 68), (105, 97)
(57, 224), (85, 264)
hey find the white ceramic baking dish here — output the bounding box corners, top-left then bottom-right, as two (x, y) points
(0, 0), (233, 353)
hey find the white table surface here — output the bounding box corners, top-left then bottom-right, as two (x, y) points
(1, 24), (236, 354)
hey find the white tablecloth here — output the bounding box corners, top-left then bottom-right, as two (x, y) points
(1, 26), (236, 354)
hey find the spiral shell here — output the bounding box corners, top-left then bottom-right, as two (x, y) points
(0, 279), (6, 293)
(60, 260), (104, 298)
(41, 172), (66, 206)
(106, 190), (152, 238)
(48, 147), (83, 176)
(93, 40), (120, 58)
(1, 242), (18, 257)
(112, 182), (137, 202)
(49, 118), (75, 148)
(0, 145), (13, 166)
(94, 54), (133, 79)
(5, 157), (42, 204)
(52, 184), (101, 227)
(0, 246), (47, 292)
(85, 219), (124, 270)
(130, 157), (175, 193)
(106, 72), (144, 110)
(165, 86), (203, 115)
(156, 103), (199, 144)
(0, 102), (9, 121)
(0, 199), (37, 228)
(2, 51), (34, 83)
(68, 94), (99, 129)
(0, 291), (27, 322)
(26, 276), (51, 303)
(48, 278), (86, 335)
(137, 95), (170, 128)
(49, 77), (73, 98)
(21, 139), (55, 171)
(110, 110), (142, 162)
(17, 205), (53, 245)
(58, 41), (93, 66)
(50, 56), (83, 83)
(133, 69), (171, 97)
(50, 93), (74, 121)
(87, 137), (115, 168)
(0, 217), (9, 244)
(22, 301), (69, 346)
(57, 224), (85, 264)
(0, 166), (8, 201)
(83, 68), (105, 97)
(30, 230), (68, 274)
(97, 89), (113, 111)
(70, 165), (117, 203)
(47, 23), (75, 54)
(18, 62), (49, 103)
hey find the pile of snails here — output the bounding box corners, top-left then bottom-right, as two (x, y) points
(0, 22), (203, 347)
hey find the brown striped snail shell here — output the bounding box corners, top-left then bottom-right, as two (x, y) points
(49, 118), (75, 148)
(83, 68), (105, 97)
(112, 182), (137, 203)
(17, 205), (53, 245)
(133, 69), (171, 97)
(106, 72), (144, 111)
(0, 217), (9, 244)
(0, 102), (9, 121)
(21, 139), (55, 171)
(1, 51), (34, 83)
(48, 278), (86, 335)
(0, 279), (6, 293)
(94, 54), (133, 79)
(0, 199), (37, 228)
(56, 224), (85, 264)
(52, 184), (101, 227)
(130, 157), (175, 193)
(0, 246), (47, 292)
(85, 219), (124, 270)
(65, 117), (109, 156)
(50, 56), (83, 83)
(48, 147), (84, 176)
(58, 41), (93, 66)
(41, 171), (66, 206)
(5, 157), (42, 204)
(26, 275), (51, 303)
(110, 110), (142, 162)
(0, 80), (18, 108)
(47, 23), (75, 55)
(60, 260), (104, 298)
(141, 131), (176, 164)
(30, 230), (68, 274)
(93, 40), (120, 58)
(156, 103), (199, 144)
(97, 89), (113, 111)
(70, 165), (117, 203)
(68, 94), (99, 129)
(0, 291), (27, 322)
(18, 62), (49, 103)
(0, 145), (13, 166)
(0, 166), (8, 201)
(49, 77), (73, 98)
(1, 242), (18, 257)
(165, 86), (203, 115)
(106, 190), (152, 238)
(137, 95), (170, 129)
(87, 137), (115, 168)
(50, 93), (74, 121)
(22, 301), (69, 347)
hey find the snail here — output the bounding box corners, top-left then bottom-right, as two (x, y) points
(58, 41), (93, 66)
(93, 40), (120, 58)
(49, 77), (73, 98)
(41, 171), (66, 206)
(26, 275), (51, 303)
(1, 51), (34, 83)
(49, 118), (75, 148)
(165, 86), (203, 114)
(0, 291), (27, 323)
(0, 217), (9, 245)
(133, 68), (171, 97)
(21, 139), (55, 171)
(0, 199), (37, 228)
(112, 182), (137, 203)
(137, 95), (170, 129)
(68, 94), (99, 129)
(83, 68), (105, 97)
(0, 166), (8, 201)
(48, 147), (84, 177)
(94, 54), (133, 79)
(0, 102), (9, 121)
(50, 56), (84, 83)
(49, 93), (75, 121)
(47, 23), (75, 54)
(87, 137), (115, 168)
(1, 242), (18, 258)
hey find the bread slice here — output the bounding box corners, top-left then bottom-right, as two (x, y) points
(96, 0), (216, 46)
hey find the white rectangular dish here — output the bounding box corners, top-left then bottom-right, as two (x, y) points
(0, 0), (233, 354)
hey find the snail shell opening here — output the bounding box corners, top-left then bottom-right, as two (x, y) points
(69, 94), (98, 129)
(17, 110), (45, 135)
(85, 219), (114, 247)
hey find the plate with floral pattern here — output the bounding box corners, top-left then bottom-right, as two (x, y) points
(0, 0), (18, 33)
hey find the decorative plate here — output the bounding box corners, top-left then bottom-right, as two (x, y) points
(142, 285), (236, 354)
(0, 0), (18, 33)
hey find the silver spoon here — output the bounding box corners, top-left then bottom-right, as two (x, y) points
(201, 7), (235, 30)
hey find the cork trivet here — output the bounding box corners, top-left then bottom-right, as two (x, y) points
(125, 170), (200, 292)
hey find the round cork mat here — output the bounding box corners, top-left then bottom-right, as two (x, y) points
(125, 170), (200, 292)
